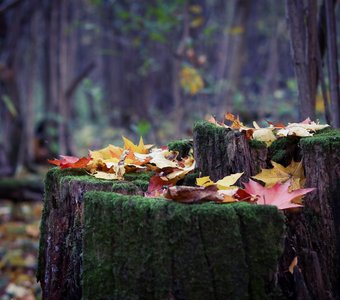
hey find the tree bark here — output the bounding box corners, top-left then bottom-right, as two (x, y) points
(37, 168), (144, 300)
(325, 0), (340, 127)
(193, 122), (267, 181)
(286, 0), (316, 120)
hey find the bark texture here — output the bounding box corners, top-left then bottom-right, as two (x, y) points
(37, 168), (146, 300)
(193, 121), (267, 181)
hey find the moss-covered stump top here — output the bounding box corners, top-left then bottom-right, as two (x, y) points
(84, 192), (284, 300)
(38, 168), (149, 300)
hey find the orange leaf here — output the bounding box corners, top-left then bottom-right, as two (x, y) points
(48, 155), (91, 169)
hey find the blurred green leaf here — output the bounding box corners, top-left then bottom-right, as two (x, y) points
(2, 95), (17, 117)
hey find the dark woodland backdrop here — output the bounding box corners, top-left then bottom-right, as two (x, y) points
(0, 0), (339, 176)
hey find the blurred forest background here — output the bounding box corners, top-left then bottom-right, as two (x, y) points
(0, 0), (339, 176)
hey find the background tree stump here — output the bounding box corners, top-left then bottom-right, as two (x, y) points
(193, 122), (267, 181)
(37, 168), (148, 300)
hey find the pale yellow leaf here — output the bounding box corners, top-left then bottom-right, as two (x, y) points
(196, 176), (215, 187)
(215, 172), (244, 190)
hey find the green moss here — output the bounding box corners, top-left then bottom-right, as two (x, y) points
(299, 128), (340, 149)
(168, 139), (193, 159)
(130, 179), (149, 191)
(249, 139), (267, 149)
(83, 192), (284, 299)
(123, 171), (154, 182)
(193, 121), (228, 136)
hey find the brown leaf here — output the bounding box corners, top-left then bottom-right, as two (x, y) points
(164, 185), (225, 203)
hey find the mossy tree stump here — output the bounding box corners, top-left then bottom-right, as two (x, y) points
(194, 122), (340, 299)
(37, 168), (149, 300)
(38, 169), (284, 300)
(193, 122), (267, 181)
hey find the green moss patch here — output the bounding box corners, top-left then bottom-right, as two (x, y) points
(83, 192), (284, 300)
(168, 139), (193, 159)
(300, 128), (340, 149)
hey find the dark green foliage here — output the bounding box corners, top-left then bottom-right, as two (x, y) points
(83, 192), (284, 300)
(168, 139), (193, 159)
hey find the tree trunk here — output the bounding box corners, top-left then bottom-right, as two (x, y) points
(286, 0), (316, 120)
(325, 0), (340, 127)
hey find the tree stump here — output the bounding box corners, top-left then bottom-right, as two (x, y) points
(193, 122), (267, 181)
(37, 168), (148, 300)
(278, 130), (340, 300)
(194, 122), (340, 299)
(38, 168), (284, 300)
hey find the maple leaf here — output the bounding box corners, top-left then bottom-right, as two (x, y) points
(243, 179), (315, 210)
(48, 155), (91, 169)
(252, 160), (305, 190)
(196, 172), (243, 190)
(145, 175), (175, 197)
(122, 136), (152, 154)
(225, 112), (245, 129)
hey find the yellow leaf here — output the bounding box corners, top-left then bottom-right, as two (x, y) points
(196, 176), (215, 187)
(253, 161), (305, 189)
(122, 136), (151, 154)
(215, 172), (244, 190)
(179, 66), (204, 96)
(92, 171), (121, 180)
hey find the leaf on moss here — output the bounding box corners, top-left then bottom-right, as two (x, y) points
(48, 155), (91, 169)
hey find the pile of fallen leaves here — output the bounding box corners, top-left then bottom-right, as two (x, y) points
(49, 115), (330, 211)
(0, 200), (42, 300)
(208, 113), (329, 146)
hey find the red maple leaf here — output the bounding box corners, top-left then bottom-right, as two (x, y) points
(48, 155), (91, 169)
(242, 179), (315, 210)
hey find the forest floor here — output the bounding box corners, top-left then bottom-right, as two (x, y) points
(0, 199), (42, 300)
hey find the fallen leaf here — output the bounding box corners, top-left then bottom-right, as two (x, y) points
(243, 179), (315, 210)
(48, 155), (91, 169)
(196, 176), (215, 187)
(164, 185), (225, 203)
(123, 136), (152, 154)
(146, 175), (175, 197)
(215, 172), (244, 190)
(289, 256), (298, 274)
(252, 128), (276, 145)
(92, 171), (122, 180)
(252, 160), (305, 190)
